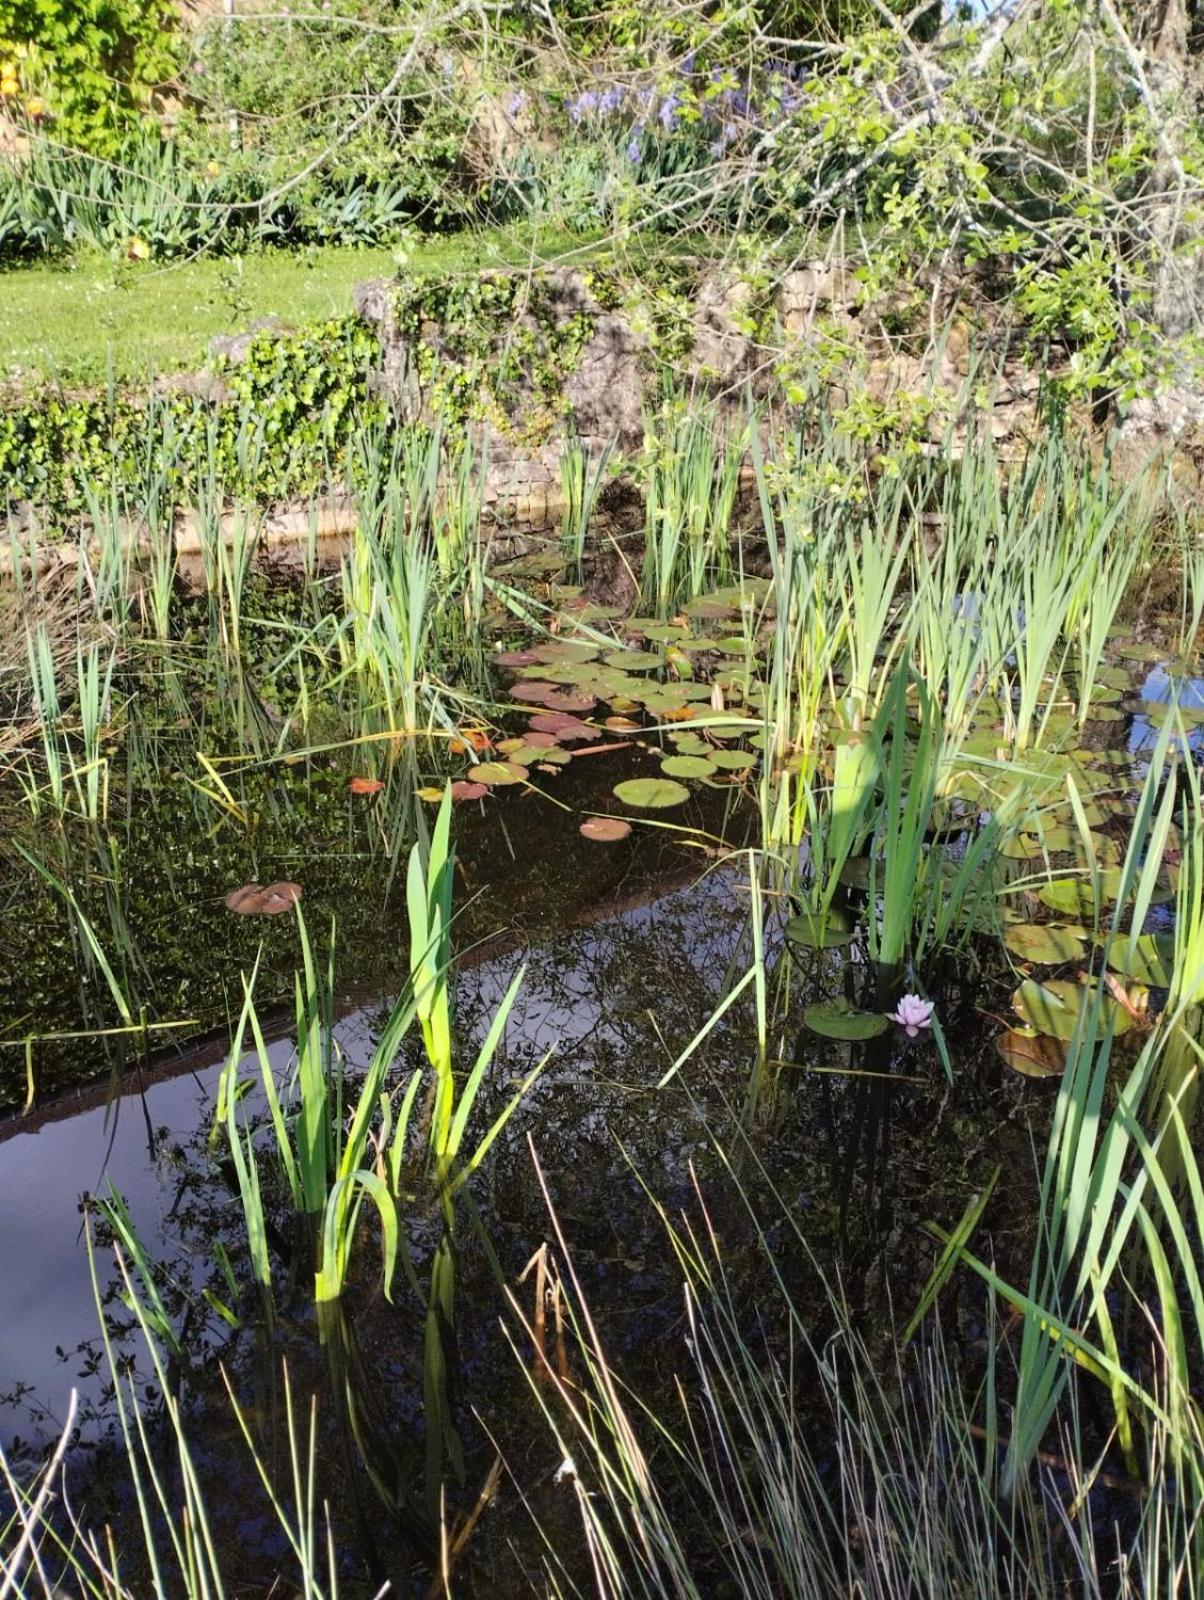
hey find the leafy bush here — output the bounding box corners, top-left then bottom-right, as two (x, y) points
(0, 0), (181, 155)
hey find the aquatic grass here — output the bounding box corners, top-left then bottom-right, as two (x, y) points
(838, 474), (915, 725)
(641, 390), (746, 615)
(70, 639), (117, 822)
(1170, 501), (1204, 660)
(216, 789), (541, 1512)
(560, 429), (615, 581)
(923, 710), (1204, 1512)
(511, 1143), (1168, 1600)
(23, 623), (64, 811)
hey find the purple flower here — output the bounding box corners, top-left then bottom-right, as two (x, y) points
(887, 995), (935, 1037)
(659, 94), (681, 131)
(570, 89), (599, 124)
(506, 90), (527, 117)
(626, 129), (643, 163)
(598, 84), (625, 115)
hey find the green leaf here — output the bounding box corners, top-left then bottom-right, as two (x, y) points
(803, 999), (889, 1040)
(613, 777), (691, 809)
(1002, 923), (1089, 965)
(1012, 978), (1133, 1041)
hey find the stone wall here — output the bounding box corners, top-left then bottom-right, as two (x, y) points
(353, 262), (1044, 520)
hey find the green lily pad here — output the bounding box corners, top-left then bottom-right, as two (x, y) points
(605, 650), (664, 672)
(661, 755), (717, 779)
(1103, 932), (1175, 986)
(785, 906), (857, 950)
(708, 748), (756, 771)
(1037, 870), (1129, 917)
(468, 761), (527, 786)
(804, 999), (890, 1041)
(1002, 923), (1089, 964)
(509, 745), (571, 766)
(1012, 978), (1133, 1041)
(613, 777), (691, 809)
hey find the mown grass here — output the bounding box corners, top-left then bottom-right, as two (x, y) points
(0, 226), (604, 385)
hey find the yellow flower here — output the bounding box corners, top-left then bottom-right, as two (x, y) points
(205, 160), (220, 177)
(127, 237), (150, 261)
(24, 95), (44, 118)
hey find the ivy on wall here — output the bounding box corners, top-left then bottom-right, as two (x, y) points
(392, 271), (597, 443)
(0, 319), (384, 519)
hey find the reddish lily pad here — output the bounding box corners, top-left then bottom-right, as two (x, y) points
(580, 817), (632, 843)
(996, 1028), (1067, 1078)
(542, 690), (597, 713)
(528, 712), (594, 741)
(225, 881), (303, 916)
(509, 681), (559, 704)
(450, 780), (488, 802)
(348, 776), (384, 795)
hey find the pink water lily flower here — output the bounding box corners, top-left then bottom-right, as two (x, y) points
(888, 994), (934, 1037)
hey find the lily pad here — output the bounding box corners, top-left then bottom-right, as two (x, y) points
(580, 816), (632, 843)
(604, 650), (664, 672)
(348, 776), (384, 795)
(543, 690), (598, 713)
(996, 1028), (1067, 1078)
(1012, 977), (1134, 1041)
(531, 640), (601, 663)
(1038, 873), (1124, 917)
(508, 680), (559, 703)
(785, 906), (857, 950)
(449, 780), (488, 802)
(613, 777), (691, 809)
(1002, 923), (1089, 965)
(804, 999), (890, 1041)
(661, 755), (717, 779)
(1102, 932), (1175, 986)
(468, 761), (527, 786)
(708, 748), (756, 771)
(225, 881), (303, 916)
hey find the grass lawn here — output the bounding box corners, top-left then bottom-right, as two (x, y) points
(0, 226), (604, 386)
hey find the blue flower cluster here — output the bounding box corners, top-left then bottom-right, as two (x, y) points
(563, 58), (809, 165)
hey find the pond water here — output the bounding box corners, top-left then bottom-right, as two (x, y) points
(1, 546), (1198, 1592)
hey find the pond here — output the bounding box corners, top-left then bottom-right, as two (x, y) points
(2, 436), (1202, 1597)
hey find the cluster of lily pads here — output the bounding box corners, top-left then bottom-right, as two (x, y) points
(442, 586), (769, 834)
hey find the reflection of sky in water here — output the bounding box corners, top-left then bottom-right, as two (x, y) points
(0, 863), (750, 1452)
(1126, 664), (1204, 762)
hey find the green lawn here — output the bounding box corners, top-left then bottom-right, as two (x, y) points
(0, 227), (603, 386)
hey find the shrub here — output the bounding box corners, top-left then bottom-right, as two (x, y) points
(0, 0), (181, 155)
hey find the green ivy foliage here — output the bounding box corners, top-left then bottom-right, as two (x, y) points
(0, 0), (181, 155)
(393, 271), (596, 441)
(0, 318), (385, 518)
